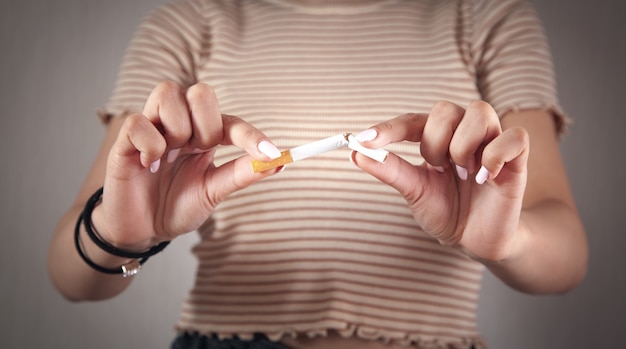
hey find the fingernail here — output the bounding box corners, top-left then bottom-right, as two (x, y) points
(356, 128), (377, 142)
(432, 166), (445, 173)
(167, 148), (181, 163)
(349, 150), (357, 165)
(455, 165), (468, 180)
(150, 159), (161, 173)
(475, 166), (490, 185)
(258, 141), (281, 159)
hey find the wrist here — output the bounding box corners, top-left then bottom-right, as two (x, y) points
(75, 186), (169, 277)
(465, 220), (530, 266)
(474, 220), (531, 279)
(78, 221), (135, 268)
(90, 203), (156, 253)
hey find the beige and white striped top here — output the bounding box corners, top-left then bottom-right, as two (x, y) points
(100, 0), (564, 347)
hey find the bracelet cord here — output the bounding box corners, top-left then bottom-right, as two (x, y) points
(82, 187), (170, 259)
(74, 187), (169, 276)
(74, 214), (148, 276)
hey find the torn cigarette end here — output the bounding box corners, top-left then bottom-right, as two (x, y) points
(251, 150), (293, 173)
(347, 134), (389, 163)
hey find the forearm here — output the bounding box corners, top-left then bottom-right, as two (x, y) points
(47, 205), (134, 301)
(484, 199), (588, 294)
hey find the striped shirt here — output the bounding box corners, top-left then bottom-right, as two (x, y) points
(100, 0), (564, 347)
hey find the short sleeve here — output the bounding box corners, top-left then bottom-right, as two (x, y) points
(468, 0), (569, 133)
(97, 0), (208, 123)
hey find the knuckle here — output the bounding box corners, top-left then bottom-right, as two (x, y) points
(431, 101), (461, 118)
(377, 119), (395, 133)
(449, 143), (474, 163)
(244, 126), (264, 141)
(480, 145), (499, 164)
(466, 100), (497, 121)
(400, 112), (419, 122)
(401, 112), (426, 126)
(401, 113), (427, 140)
(468, 99), (491, 110)
(108, 151), (126, 171)
(155, 80), (182, 97)
(221, 113), (240, 125)
(148, 81), (185, 110)
(186, 83), (217, 102)
(508, 126), (529, 145)
(122, 113), (147, 131)
(190, 128), (218, 149)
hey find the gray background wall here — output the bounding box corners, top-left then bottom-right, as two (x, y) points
(1, 0), (624, 348)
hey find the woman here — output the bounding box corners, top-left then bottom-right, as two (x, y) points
(48, 0), (587, 348)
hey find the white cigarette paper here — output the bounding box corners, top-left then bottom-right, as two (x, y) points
(290, 133), (348, 161)
(250, 132), (388, 173)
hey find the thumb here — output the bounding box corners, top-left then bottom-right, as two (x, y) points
(352, 150), (460, 243)
(351, 150), (428, 204)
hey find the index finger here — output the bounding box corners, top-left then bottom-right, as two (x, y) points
(356, 113), (428, 148)
(221, 114), (281, 161)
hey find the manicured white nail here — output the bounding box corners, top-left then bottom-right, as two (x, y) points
(356, 128), (378, 142)
(432, 165), (445, 173)
(349, 150), (357, 165)
(475, 166), (490, 185)
(167, 148), (181, 163)
(150, 159), (161, 173)
(258, 141), (281, 159)
(455, 165), (468, 180)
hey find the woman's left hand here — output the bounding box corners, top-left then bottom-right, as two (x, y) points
(352, 100), (529, 262)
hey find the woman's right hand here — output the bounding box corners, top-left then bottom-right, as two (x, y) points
(92, 81), (281, 251)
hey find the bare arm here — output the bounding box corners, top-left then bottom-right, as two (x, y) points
(486, 109), (587, 293)
(48, 116), (134, 301)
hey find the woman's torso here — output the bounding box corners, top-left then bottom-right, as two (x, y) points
(177, 1), (486, 347)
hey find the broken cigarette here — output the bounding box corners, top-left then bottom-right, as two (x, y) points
(250, 133), (388, 173)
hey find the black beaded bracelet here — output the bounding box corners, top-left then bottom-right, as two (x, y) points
(74, 187), (169, 277)
(82, 187), (169, 259)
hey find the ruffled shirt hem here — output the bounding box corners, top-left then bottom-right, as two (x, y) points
(175, 323), (487, 349)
